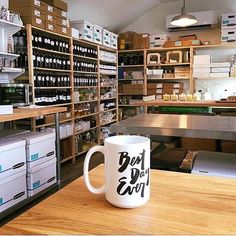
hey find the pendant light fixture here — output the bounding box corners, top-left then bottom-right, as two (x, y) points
(170, 0), (197, 27)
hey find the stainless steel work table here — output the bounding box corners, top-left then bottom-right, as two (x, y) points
(110, 114), (236, 141)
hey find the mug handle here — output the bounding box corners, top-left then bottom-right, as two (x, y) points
(83, 145), (105, 194)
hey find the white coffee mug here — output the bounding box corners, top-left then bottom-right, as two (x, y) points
(83, 135), (150, 208)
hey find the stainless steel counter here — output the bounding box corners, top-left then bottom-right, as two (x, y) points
(110, 114), (236, 141)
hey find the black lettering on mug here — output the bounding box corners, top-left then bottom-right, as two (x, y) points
(117, 149), (149, 197)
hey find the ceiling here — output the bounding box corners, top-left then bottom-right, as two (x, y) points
(64, 0), (178, 33)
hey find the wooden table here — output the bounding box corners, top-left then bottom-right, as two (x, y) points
(1, 165), (236, 234)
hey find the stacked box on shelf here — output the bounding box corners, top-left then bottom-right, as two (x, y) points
(193, 55), (211, 78)
(149, 34), (170, 48)
(174, 66), (190, 79)
(71, 20), (94, 42)
(0, 139), (27, 212)
(147, 82), (184, 99)
(7, 131), (57, 197)
(221, 13), (236, 43)
(210, 62), (231, 78)
(9, 0), (70, 36)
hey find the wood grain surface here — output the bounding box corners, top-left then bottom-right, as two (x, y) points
(1, 165), (236, 235)
(131, 100), (236, 107)
(0, 107), (67, 123)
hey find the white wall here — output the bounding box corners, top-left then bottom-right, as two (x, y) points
(0, 0), (8, 8)
(121, 0), (236, 44)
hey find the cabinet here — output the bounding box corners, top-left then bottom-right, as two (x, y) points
(118, 49), (145, 120)
(0, 19), (24, 83)
(118, 43), (236, 119)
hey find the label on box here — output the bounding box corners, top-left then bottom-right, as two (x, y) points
(48, 24), (54, 31)
(34, 9), (40, 17)
(34, 0), (40, 7)
(62, 27), (67, 34)
(48, 15), (53, 21)
(48, 5), (53, 13)
(62, 19), (67, 26)
(173, 84), (180, 88)
(31, 153), (39, 161)
(36, 18), (42, 25)
(61, 11), (67, 18)
(174, 41), (182, 46)
(156, 89), (162, 93)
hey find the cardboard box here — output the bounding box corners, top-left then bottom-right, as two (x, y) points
(193, 55), (211, 65)
(9, 6), (46, 18)
(134, 33), (149, 49)
(42, 2), (55, 14)
(110, 32), (118, 49)
(163, 82), (184, 89)
(71, 20), (93, 42)
(57, 25), (71, 36)
(21, 15), (45, 28)
(0, 105), (13, 115)
(43, 0), (68, 11)
(56, 16), (69, 27)
(221, 140), (236, 153)
(221, 29), (236, 42)
(181, 137), (216, 152)
(54, 8), (67, 19)
(94, 25), (103, 45)
(9, 0), (41, 8)
(178, 34), (197, 41)
(0, 139), (26, 179)
(27, 158), (56, 197)
(211, 67), (230, 73)
(122, 84), (144, 95)
(46, 13), (55, 22)
(174, 72), (190, 79)
(45, 21), (57, 32)
(174, 66), (190, 73)
(71, 27), (79, 39)
(0, 171), (27, 212)
(103, 29), (111, 48)
(163, 88), (183, 94)
(221, 19), (236, 29)
(118, 31), (137, 50)
(163, 39), (202, 48)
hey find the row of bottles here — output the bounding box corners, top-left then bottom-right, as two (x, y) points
(13, 30), (27, 51)
(73, 44), (97, 58)
(34, 73), (70, 87)
(15, 52), (28, 68)
(74, 74), (98, 86)
(73, 59), (97, 72)
(33, 52), (70, 70)
(32, 30), (69, 53)
(34, 89), (71, 105)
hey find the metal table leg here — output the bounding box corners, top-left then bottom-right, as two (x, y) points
(54, 112), (61, 189)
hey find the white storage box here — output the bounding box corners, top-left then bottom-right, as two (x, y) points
(0, 139), (26, 179)
(71, 20), (94, 42)
(27, 158), (57, 197)
(0, 105), (13, 115)
(210, 72), (229, 78)
(0, 171), (27, 212)
(110, 32), (118, 49)
(103, 29), (111, 47)
(211, 62), (231, 67)
(94, 24), (103, 45)
(211, 67), (230, 73)
(71, 28), (80, 39)
(193, 55), (211, 65)
(222, 13), (236, 29)
(10, 132), (56, 168)
(149, 34), (170, 48)
(221, 29), (236, 42)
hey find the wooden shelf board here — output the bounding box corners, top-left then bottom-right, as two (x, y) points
(100, 97), (117, 101)
(100, 119), (117, 126)
(74, 71), (98, 75)
(75, 112), (99, 119)
(74, 99), (98, 104)
(118, 65), (144, 68)
(35, 87), (72, 89)
(100, 108), (117, 113)
(33, 47), (70, 56)
(73, 54), (98, 61)
(34, 67), (71, 72)
(147, 63), (190, 67)
(60, 155), (74, 164)
(75, 126), (99, 135)
(118, 49), (145, 53)
(74, 86), (98, 89)
(35, 118), (73, 128)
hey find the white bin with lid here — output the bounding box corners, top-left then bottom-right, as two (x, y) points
(0, 171), (27, 212)
(10, 132), (56, 168)
(0, 138), (26, 179)
(27, 158), (57, 197)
